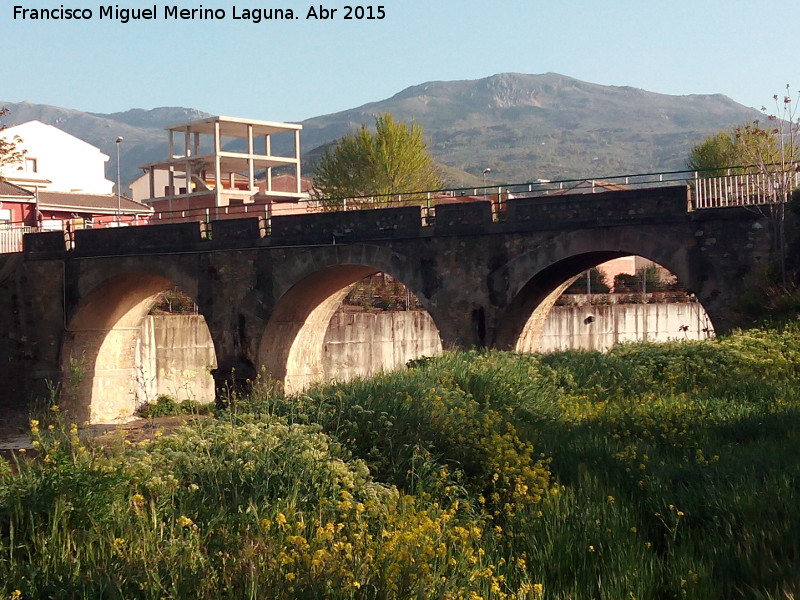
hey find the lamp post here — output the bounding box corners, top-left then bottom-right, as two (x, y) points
(115, 136), (123, 224)
(482, 168), (491, 200)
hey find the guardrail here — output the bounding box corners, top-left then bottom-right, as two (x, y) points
(692, 170), (800, 209)
(7, 166), (799, 254)
(0, 226), (40, 254)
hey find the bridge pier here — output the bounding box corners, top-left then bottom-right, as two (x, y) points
(211, 356), (257, 408)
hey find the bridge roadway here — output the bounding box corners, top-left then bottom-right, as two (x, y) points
(0, 185), (773, 423)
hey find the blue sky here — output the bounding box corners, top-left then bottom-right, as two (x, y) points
(2, 0), (798, 121)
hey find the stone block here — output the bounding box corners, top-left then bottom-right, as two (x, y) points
(73, 222), (204, 256)
(271, 206), (422, 243)
(23, 230), (67, 258)
(210, 217), (263, 248)
(434, 201), (493, 232)
(506, 185), (689, 228)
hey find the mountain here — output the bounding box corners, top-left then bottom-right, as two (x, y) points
(297, 73), (764, 184)
(2, 73), (765, 188)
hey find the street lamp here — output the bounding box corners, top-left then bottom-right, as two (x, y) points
(115, 136), (123, 223)
(482, 168), (491, 200)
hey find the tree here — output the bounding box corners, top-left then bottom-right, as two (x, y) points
(747, 87), (800, 289)
(311, 113), (442, 208)
(564, 268), (610, 295)
(613, 266), (671, 294)
(0, 107), (25, 169)
(688, 87), (800, 289)
(686, 130), (739, 174)
(686, 122), (782, 174)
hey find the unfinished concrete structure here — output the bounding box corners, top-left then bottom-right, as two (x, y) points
(0, 185), (777, 423)
(138, 116), (306, 218)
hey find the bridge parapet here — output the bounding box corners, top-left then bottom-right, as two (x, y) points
(209, 217), (264, 248)
(270, 205), (422, 244)
(22, 230), (68, 259)
(71, 222), (205, 257)
(506, 185), (689, 228)
(433, 201), (493, 233)
(19, 185), (698, 258)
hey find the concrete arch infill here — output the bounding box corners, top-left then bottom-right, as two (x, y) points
(495, 251), (628, 351)
(258, 263), (444, 394)
(61, 272), (214, 424)
(490, 226), (709, 352)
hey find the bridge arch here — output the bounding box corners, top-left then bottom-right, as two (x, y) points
(61, 270), (216, 423)
(257, 246), (443, 393)
(492, 228), (711, 352)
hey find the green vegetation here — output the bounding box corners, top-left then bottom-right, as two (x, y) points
(312, 114), (442, 208)
(3, 324), (800, 598)
(136, 394), (213, 419)
(562, 268), (610, 295)
(685, 122), (784, 174)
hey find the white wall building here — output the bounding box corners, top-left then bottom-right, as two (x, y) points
(0, 120), (114, 194)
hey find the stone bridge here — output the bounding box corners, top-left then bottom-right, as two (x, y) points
(0, 185), (774, 423)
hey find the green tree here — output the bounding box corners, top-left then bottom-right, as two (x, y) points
(689, 88), (800, 289)
(564, 268), (610, 294)
(311, 113), (442, 208)
(613, 266), (673, 294)
(686, 122), (782, 174)
(0, 107), (25, 169)
(686, 130), (739, 174)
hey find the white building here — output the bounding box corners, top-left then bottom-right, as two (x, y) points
(0, 120), (115, 194)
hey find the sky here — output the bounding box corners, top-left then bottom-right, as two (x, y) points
(2, 0), (799, 122)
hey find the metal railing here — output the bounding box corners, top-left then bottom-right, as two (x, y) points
(0, 226), (39, 254)
(692, 169), (800, 209)
(7, 167), (799, 253)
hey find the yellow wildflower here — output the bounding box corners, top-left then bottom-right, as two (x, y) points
(176, 515), (194, 528)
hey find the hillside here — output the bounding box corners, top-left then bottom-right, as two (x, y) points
(298, 73), (764, 184)
(2, 73), (764, 188)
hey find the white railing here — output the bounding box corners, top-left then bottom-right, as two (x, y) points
(0, 226), (39, 254)
(692, 170), (800, 209)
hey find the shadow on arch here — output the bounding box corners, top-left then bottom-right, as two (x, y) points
(257, 264), (443, 395)
(495, 251), (714, 353)
(60, 272), (217, 424)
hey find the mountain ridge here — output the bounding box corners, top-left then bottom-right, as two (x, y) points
(1, 73), (764, 187)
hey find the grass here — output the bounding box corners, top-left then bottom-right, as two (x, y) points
(2, 323), (800, 598)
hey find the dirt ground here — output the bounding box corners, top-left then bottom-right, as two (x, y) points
(0, 411), (206, 458)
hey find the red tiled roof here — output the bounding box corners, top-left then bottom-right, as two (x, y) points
(37, 191), (153, 215)
(0, 180), (35, 199)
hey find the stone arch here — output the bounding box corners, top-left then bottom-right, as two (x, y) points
(492, 227), (713, 352)
(257, 247), (444, 393)
(61, 270), (215, 424)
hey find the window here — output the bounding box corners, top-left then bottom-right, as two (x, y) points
(25, 158), (37, 173)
